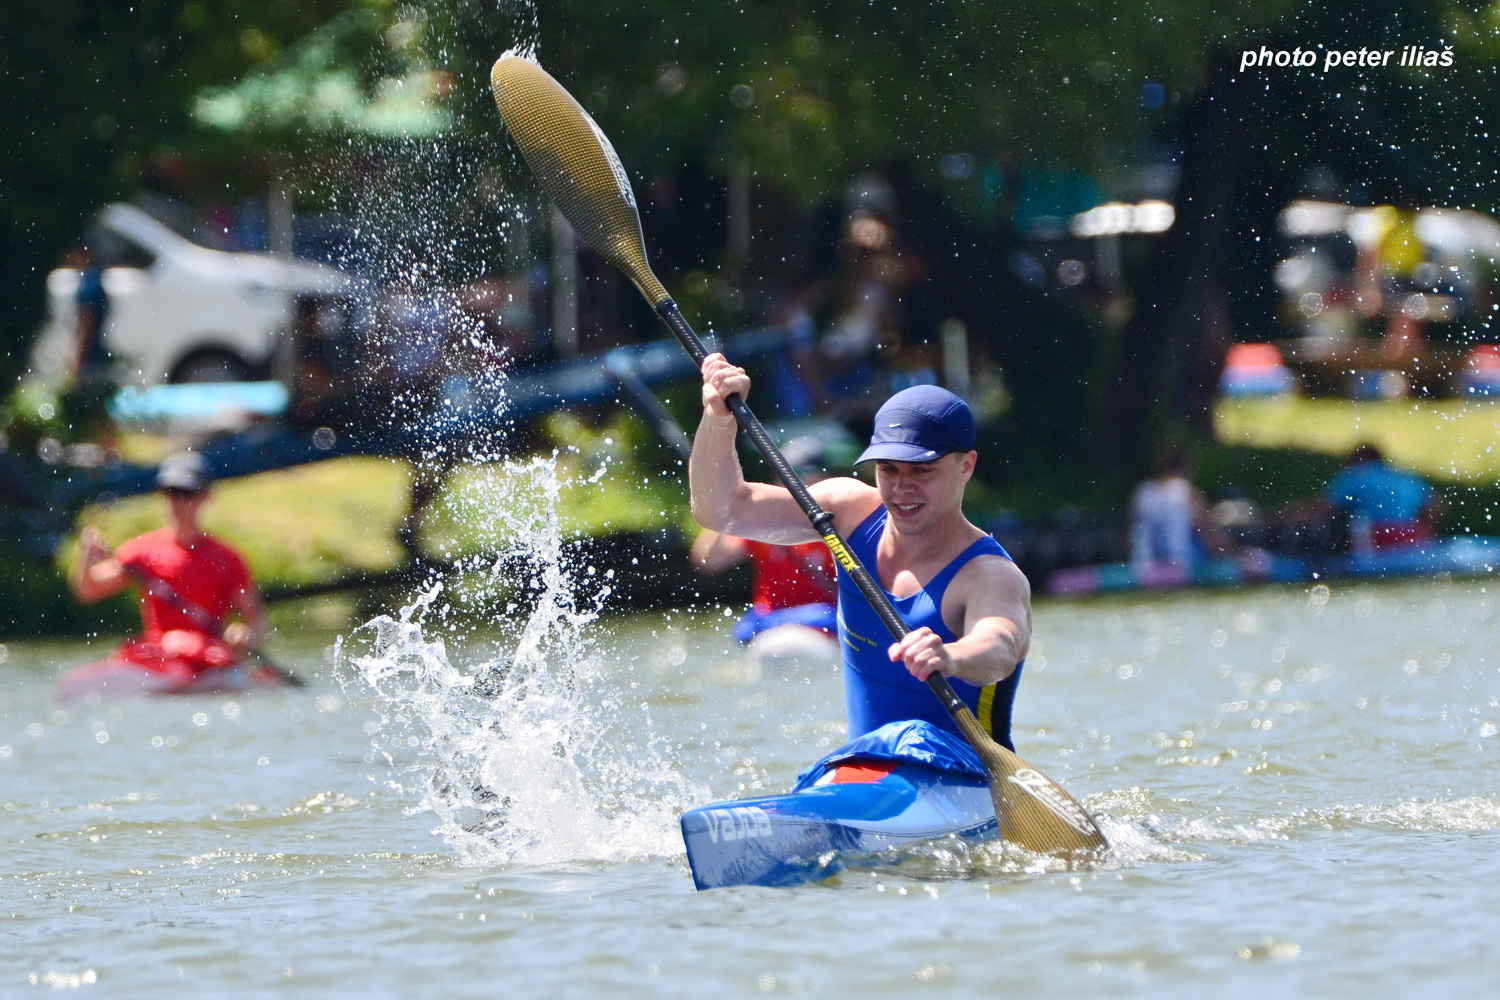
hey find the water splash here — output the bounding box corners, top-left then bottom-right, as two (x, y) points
(346, 453), (699, 867)
(293, 0), (703, 867)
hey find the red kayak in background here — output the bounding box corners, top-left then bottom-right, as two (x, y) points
(55, 655), (298, 702)
(54, 634), (305, 703)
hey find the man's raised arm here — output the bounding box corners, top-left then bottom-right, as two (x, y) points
(688, 353), (820, 544)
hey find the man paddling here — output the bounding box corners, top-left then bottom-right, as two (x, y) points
(70, 452), (268, 682)
(690, 356), (1031, 749)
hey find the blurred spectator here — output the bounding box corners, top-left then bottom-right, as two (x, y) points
(689, 436), (838, 642)
(1272, 443), (1443, 555)
(762, 282), (829, 418)
(1325, 444), (1443, 552)
(1354, 199), (1428, 360)
(1129, 446), (1227, 573)
(65, 243), (109, 386)
(453, 274), (549, 372)
(56, 243), (118, 450)
(373, 252), (451, 394)
(816, 174), (923, 412)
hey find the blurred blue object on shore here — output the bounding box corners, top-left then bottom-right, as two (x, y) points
(108, 381), (289, 427)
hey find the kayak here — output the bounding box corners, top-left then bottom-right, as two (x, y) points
(680, 720), (1002, 890)
(1047, 551), (1308, 596)
(55, 658), (297, 703)
(1047, 535), (1500, 597)
(744, 622), (840, 676)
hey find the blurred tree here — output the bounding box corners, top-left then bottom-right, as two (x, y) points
(527, 1), (1294, 202)
(6, 0), (1491, 493)
(1100, 0), (1500, 479)
(0, 0), (1299, 379)
(496, 0), (1301, 488)
(0, 0), (359, 384)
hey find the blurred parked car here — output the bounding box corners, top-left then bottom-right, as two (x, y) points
(30, 201), (362, 385)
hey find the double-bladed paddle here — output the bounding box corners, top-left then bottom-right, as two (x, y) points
(489, 53), (1106, 857)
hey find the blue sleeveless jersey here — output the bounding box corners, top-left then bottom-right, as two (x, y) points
(836, 506), (1022, 750)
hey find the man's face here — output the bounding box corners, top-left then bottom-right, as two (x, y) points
(164, 489), (208, 528)
(873, 451), (976, 534)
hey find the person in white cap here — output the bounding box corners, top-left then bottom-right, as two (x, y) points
(70, 452), (267, 681)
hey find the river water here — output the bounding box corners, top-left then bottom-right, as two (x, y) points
(4, 574), (1498, 997)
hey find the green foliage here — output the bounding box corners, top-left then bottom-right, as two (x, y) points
(531, 1), (1295, 204)
(193, 7), (445, 141)
(0, 551), (135, 637)
(0, 0), (362, 384)
(7, 0), (1496, 512)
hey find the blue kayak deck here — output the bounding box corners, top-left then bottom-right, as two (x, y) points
(681, 762), (997, 890)
(681, 721), (999, 890)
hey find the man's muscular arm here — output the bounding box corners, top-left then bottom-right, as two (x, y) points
(688, 354), (805, 540)
(689, 353), (878, 542)
(888, 556), (1032, 687)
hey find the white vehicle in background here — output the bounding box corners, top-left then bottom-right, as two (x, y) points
(31, 200), (360, 386)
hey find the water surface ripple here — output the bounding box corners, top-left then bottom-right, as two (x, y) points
(4, 578), (1498, 997)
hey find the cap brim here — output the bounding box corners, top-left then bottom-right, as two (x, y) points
(855, 442), (946, 465)
(157, 476), (209, 492)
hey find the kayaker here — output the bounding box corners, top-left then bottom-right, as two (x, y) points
(69, 451), (268, 682)
(689, 436), (838, 643)
(690, 356), (1030, 749)
(1325, 443), (1443, 552)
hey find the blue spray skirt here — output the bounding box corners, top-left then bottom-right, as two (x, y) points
(680, 721), (1000, 890)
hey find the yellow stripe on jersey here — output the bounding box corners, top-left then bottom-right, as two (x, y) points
(977, 682), (996, 737)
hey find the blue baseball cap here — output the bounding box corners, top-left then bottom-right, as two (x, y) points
(855, 385), (976, 464)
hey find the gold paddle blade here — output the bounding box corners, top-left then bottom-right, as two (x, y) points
(490, 54), (669, 307)
(952, 706), (1108, 855)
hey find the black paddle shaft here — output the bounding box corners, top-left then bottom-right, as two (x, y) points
(655, 299), (972, 722)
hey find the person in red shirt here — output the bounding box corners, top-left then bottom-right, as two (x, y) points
(690, 436), (839, 642)
(70, 452), (267, 682)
